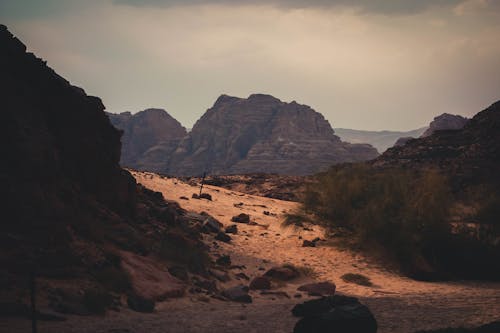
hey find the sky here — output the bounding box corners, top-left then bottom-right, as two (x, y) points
(1, 0), (500, 130)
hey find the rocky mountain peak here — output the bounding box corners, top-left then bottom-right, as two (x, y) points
(421, 113), (469, 137)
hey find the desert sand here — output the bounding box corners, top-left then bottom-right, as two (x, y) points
(3, 171), (499, 333)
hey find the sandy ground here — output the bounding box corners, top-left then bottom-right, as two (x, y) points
(3, 171), (499, 333)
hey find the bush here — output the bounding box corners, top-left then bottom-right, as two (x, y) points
(303, 165), (449, 275)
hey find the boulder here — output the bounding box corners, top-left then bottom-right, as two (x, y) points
(231, 213), (250, 224)
(302, 240), (316, 247)
(225, 224), (238, 234)
(202, 216), (223, 233)
(221, 285), (252, 303)
(297, 282), (336, 296)
(264, 265), (300, 281)
(249, 276), (271, 290)
(215, 232), (232, 243)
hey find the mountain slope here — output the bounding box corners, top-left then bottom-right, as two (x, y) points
(163, 94), (379, 175)
(107, 109), (187, 170)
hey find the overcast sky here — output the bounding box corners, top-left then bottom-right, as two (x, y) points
(1, 0), (499, 130)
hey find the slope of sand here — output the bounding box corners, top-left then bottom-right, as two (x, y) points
(4, 171), (499, 333)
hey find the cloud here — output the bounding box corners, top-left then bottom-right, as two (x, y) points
(113, 0), (464, 15)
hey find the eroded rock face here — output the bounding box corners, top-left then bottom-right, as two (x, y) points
(421, 113), (469, 137)
(107, 109), (187, 171)
(375, 101), (500, 191)
(165, 94), (378, 176)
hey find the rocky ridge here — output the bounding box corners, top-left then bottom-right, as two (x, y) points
(107, 109), (187, 171)
(123, 94), (378, 176)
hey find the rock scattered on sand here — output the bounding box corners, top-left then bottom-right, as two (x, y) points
(249, 276), (272, 290)
(297, 282), (336, 296)
(302, 240), (316, 247)
(231, 213), (251, 223)
(225, 224), (238, 234)
(221, 285), (252, 303)
(264, 265), (300, 281)
(203, 216), (223, 233)
(215, 232), (232, 243)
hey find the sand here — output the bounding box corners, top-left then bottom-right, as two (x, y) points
(3, 171), (499, 333)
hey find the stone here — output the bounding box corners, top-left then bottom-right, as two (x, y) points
(202, 216), (223, 233)
(297, 282), (336, 296)
(225, 224), (238, 234)
(421, 113), (469, 137)
(302, 240), (316, 247)
(199, 193), (212, 200)
(264, 265), (300, 281)
(231, 213), (250, 224)
(221, 285), (252, 303)
(249, 276), (271, 290)
(215, 232), (232, 243)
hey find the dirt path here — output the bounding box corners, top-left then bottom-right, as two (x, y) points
(4, 171), (499, 333)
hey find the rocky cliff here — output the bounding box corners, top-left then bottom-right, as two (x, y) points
(156, 94), (378, 176)
(107, 109), (187, 170)
(421, 113), (469, 138)
(374, 101), (500, 190)
(0, 25), (206, 313)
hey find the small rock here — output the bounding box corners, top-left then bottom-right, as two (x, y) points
(231, 213), (250, 224)
(302, 240), (316, 247)
(210, 269), (231, 282)
(199, 193), (212, 200)
(263, 211), (270, 215)
(203, 216), (223, 233)
(168, 266), (189, 281)
(249, 276), (271, 290)
(264, 265), (300, 281)
(179, 196), (189, 200)
(225, 224), (238, 234)
(221, 285), (252, 303)
(215, 232), (232, 243)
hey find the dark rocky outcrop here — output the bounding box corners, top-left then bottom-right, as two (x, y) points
(421, 113), (469, 138)
(374, 101), (500, 191)
(0, 25), (206, 314)
(107, 109), (187, 171)
(292, 295), (377, 333)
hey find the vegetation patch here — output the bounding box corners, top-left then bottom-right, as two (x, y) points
(341, 273), (373, 287)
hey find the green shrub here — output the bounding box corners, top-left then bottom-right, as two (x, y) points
(303, 165), (452, 274)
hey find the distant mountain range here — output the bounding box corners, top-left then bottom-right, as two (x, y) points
(108, 94), (379, 176)
(334, 127), (428, 153)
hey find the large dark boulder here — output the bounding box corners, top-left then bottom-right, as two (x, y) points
(292, 295), (377, 333)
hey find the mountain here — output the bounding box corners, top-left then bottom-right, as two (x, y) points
(160, 94), (379, 176)
(374, 101), (500, 190)
(334, 127), (428, 153)
(107, 109), (187, 170)
(0, 25), (205, 312)
(421, 113), (469, 137)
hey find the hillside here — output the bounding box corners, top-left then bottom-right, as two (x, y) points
(107, 109), (187, 170)
(122, 94), (378, 176)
